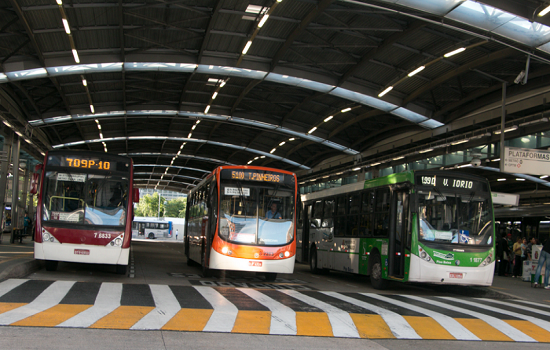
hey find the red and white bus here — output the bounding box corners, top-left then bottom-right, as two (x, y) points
(33, 150), (138, 274)
(185, 166), (297, 281)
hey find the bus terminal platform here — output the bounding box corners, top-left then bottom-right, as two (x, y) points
(0, 233), (548, 304)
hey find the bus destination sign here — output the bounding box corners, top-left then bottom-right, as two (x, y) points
(47, 155), (128, 172)
(221, 169), (295, 185)
(416, 174), (486, 192)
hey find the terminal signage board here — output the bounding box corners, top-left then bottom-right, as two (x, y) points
(503, 146), (550, 176)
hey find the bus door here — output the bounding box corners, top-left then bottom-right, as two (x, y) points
(138, 222), (144, 236)
(301, 203), (312, 261)
(389, 189), (409, 278)
(296, 202), (309, 263)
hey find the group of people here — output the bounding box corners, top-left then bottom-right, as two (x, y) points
(496, 233), (550, 289)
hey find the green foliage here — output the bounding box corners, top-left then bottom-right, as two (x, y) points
(134, 193), (187, 218)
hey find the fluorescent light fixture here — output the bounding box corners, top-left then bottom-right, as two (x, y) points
(247, 160), (252, 164)
(220, 80), (226, 87)
(352, 167), (361, 171)
(212, 92), (218, 99)
(3, 120), (13, 128)
(407, 66), (425, 77)
(516, 178), (525, 181)
(72, 49), (80, 63)
(458, 164), (472, 168)
(204, 105), (210, 113)
(324, 116), (333, 122)
(260, 156), (265, 158)
(82, 79), (87, 86)
(270, 148), (276, 154)
(254, 157), (259, 160)
(497, 178), (506, 181)
(419, 148), (433, 153)
(541, 175), (548, 179)
(288, 138), (295, 141)
(242, 41), (252, 54)
(370, 162), (381, 166)
(187, 132), (192, 138)
(258, 14), (269, 28)
(341, 107), (352, 113)
(494, 125), (518, 134)
(279, 141), (285, 146)
(444, 47), (465, 58)
(308, 126), (317, 134)
(62, 18), (71, 34)
(451, 139), (469, 145)
(15, 131), (23, 137)
(539, 4), (550, 17)
(97, 124), (101, 130)
(24, 138), (32, 144)
(493, 158), (501, 162)
(378, 86), (393, 97)
(195, 120), (200, 125)
(99, 132), (103, 138)
(392, 156), (404, 160)
(56, 0), (62, 5)
(90, 104), (95, 113)
(191, 124), (196, 130)
(519, 117), (548, 127)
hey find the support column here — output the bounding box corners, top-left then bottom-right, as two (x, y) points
(500, 82), (506, 172)
(11, 136), (20, 233)
(0, 134), (12, 242)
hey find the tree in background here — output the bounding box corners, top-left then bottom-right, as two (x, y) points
(134, 193), (186, 218)
(165, 197), (187, 218)
(134, 192), (165, 217)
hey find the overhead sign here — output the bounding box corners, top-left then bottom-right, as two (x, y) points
(492, 192), (520, 206)
(503, 147), (550, 176)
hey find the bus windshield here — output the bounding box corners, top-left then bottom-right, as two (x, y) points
(219, 183), (294, 246)
(417, 189), (492, 246)
(42, 171), (129, 227)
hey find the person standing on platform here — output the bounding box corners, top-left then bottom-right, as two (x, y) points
(512, 237), (522, 278)
(497, 232), (509, 276)
(175, 229), (178, 240)
(533, 237), (550, 289)
(23, 213), (32, 243)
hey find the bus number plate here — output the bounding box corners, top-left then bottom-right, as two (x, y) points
(449, 272), (463, 279)
(249, 261), (262, 267)
(74, 249), (90, 255)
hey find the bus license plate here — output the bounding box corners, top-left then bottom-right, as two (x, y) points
(449, 272), (463, 279)
(74, 249), (90, 255)
(249, 261), (262, 267)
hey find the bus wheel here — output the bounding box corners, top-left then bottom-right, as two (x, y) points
(264, 272), (277, 282)
(310, 247), (320, 274)
(45, 260), (58, 271)
(116, 264), (127, 275)
(369, 254), (389, 290)
(148, 233), (154, 239)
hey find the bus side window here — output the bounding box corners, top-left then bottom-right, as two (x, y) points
(360, 191), (374, 237)
(334, 195), (346, 237)
(374, 188), (390, 237)
(312, 200), (323, 228)
(321, 198), (334, 228)
(347, 192), (360, 236)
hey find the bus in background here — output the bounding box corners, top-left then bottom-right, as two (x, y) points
(132, 218), (172, 239)
(297, 170), (494, 289)
(185, 166), (297, 281)
(32, 150), (138, 274)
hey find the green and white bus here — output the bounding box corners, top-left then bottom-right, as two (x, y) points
(297, 170), (495, 289)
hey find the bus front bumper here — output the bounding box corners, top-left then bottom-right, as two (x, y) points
(209, 248), (295, 274)
(408, 254), (494, 286)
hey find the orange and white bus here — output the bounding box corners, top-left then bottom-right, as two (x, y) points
(184, 166), (297, 281)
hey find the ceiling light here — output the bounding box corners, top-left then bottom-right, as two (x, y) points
(324, 116), (333, 122)
(258, 14), (269, 28)
(204, 105), (210, 113)
(97, 124), (101, 130)
(497, 178), (506, 181)
(493, 158), (500, 162)
(451, 139), (469, 145)
(308, 126), (317, 134)
(247, 160), (252, 164)
(62, 18), (71, 34)
(15, 131), (23, 137)
(24, 138), (32, 144)
(516, 178), (525, 181)
(378, 86), (393, 97)
(540, 175), (548, 179)
(288, 138), (295, 141)
(444, 47), (465, 58)
(191, 124), (196, 130)
(82, 79), (87, 86)
(392, 156), (404, 160)
(519, 117), (548, 127)
(195, 120), (200, 125)
(56, 0), (62, 5)
(270, 148), (276, 154)
(341, 107), (352, 113)
(187, 133), (192, 138)
(242, 41), (252, 54)
(220, 80), (226, 87)
(3, 120), (13, 128)
(539, 4), (550, 17)
(279, 141), (285, 146)
(72, 49), (80, 63)
(458, 164), (472, 168)
(494, 125), (518, 134)
(419, 148), (433, 153)
(352, 167), (361, 171)
(90, 104), (95, 113)
(254, 157), (259, 160)
(407, 66), (425, 77)
(260, 156), (265, 158)
(212, 92), (218, 99)
(370, 162), (381, 166)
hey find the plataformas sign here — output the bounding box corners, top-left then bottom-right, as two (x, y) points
(504, 146), (550, 176)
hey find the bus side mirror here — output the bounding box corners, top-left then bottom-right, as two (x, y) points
(133, 188), (140, 203)
(410, 194), (418, 213)
(30, 164), (43, 195)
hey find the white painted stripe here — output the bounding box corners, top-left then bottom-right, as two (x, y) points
(237, 288), (297, 335)
(403, 296), (535, 342)
(478, 298), (550, 318)
(0, 281), (75, 325)
(281, 290), (359, 338)
(131, 284), (181, 330)
(363, 293), (479, 341)
(516, 299), (550, 312)
(194, 286), (238, 332)
(57, 282), (122, 328)
(0, 279), (27, 298)
(448, 297), (550, 334)
(323, 291), (421, 339)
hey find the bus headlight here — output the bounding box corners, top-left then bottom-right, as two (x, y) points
(481, 253), (492, 266)
(115, 238), (122, 246)
(455, 260), (460, 266)
(284, 251), (290, 257)
(43, 233), (51, 242)
(222, 246), (228, 254)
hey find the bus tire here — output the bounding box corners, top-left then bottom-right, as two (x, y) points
(116, 264), (127, 275)
(264, 272), (277, 282)
(148, 233), (155, 239)
(369, 253), (389, 290)
(45, 260), (58, 271)
(310, 246), (320, 274)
